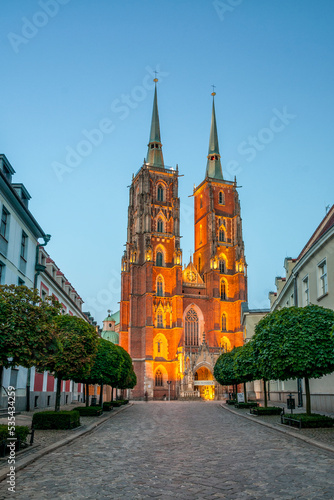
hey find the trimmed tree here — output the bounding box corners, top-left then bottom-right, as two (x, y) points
(37, 315), (98, 411)
(234, 342), (261, 404)
(0, 285), (61, 388)
(214, 348), (241, 397)
(252, 305), (334, 415)
(80, 338), (122, 406)
(116, 345), (137, 396)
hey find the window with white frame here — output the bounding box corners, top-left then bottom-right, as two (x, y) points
(302, 275), (309, 305)
(318, 259), (328, 296)
(20, 231), (28, 260)
(0, 206), (9, 239)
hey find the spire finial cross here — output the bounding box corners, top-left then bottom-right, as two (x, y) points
(153, 70), (158, 83)
(211, 84), (216, 96)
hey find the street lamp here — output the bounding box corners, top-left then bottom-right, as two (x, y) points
(167, 381), (172, 401)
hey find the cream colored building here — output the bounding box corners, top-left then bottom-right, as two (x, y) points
(243, 206), (334, 413)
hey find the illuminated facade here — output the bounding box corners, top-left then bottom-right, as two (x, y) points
(120, 84), (247, 400)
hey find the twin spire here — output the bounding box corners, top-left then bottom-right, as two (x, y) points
(206, 93), (223, 180)
(146, 79), (164, 167)
(146, 82), (223, 180)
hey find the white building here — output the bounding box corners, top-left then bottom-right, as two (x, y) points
(242, 206), (334, 413)
(0, 154), (93, 411)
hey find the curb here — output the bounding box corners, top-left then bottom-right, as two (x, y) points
(220, 404), (334, 455)
(0, 403), (133, 483)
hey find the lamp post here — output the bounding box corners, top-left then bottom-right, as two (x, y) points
(167, 381), (172, 401)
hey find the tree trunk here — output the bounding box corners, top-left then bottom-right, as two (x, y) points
(85, 383), (89, 407)
(243, 382), (248, 403)
(305, 376), (311, 415)
(55, 376), (62, 412)
(263, 379), (268, 408)
(99, 384), (104, 407)
(111, 387), (114, 402)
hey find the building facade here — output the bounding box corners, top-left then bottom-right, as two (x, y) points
(0, 155), (92, 410)
(266, 206), (334, 413)
(120, 85), (247, 400)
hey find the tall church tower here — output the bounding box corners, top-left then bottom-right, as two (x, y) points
(192, 92), (247, 350)
(120, 87), (247, 400)
(120, 80), (183, 399)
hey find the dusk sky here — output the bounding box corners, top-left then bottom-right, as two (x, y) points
(1, 0), (333, 325)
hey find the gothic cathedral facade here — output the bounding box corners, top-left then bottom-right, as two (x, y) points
(120, 83), (247, 400)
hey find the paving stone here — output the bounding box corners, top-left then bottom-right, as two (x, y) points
(0, 402), (334, 498)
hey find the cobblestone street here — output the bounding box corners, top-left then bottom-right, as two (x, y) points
(1, 402), (334, 499)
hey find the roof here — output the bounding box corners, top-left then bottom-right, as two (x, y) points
(101, 330), (119, 344)
(297, 205), (334, 261)
(103, 310), (120, 324)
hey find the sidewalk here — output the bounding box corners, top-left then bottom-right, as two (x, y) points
(221, 400), (334, 454)
(0, 402), (132, 483)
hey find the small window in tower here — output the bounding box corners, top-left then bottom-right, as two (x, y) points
(157, 185), (163, 202)
(200, 196), (203, 209)
(157, 219), (163, 233)
(221, 280), (226, 300)
(151, 144), (154, 149)
(156, 252), (163, 266)
(219, 192), (224, 205)
(221, 314), (227, 331)
(109, 323), (112, 328)
(156, 276), (163, 296)
(219, 260), (225, 273)
(157, 312), (163, 327)
(155, 369), (163, 386)
(219, 229), (225, 242)
(198, 257), (201, 273)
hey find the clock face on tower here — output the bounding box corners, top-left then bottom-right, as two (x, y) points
(186, 271), (196, 282)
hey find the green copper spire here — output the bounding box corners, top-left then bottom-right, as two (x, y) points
(146, 79), (164, 167)
(206, 92), (223, 180)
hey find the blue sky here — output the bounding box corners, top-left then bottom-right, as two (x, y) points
(1, 0), (334, 324)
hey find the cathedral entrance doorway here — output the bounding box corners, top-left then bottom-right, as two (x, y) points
(194, 366), (215, 400)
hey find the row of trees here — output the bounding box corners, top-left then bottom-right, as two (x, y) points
(0, 285), (136, 411)
(214, 305), (334, 415)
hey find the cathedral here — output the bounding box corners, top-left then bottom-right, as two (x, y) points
(119, 80), (247, 400)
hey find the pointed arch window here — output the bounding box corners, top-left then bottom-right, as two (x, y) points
(185, 308), (199, 346)
(157, 185), (164, 202)
(219, 260), (225, 273)
(155, 369), (163, 387)
(156, 276), (164, 296)
(156, 251), (163, 267)
(220, 280), (226, 300)
(219, 191), (224, 205)
(157, 218), (164, 233)
(157, 311), (163, 327)
(221, 314), (227, 331)
(219, 228), (225, 242)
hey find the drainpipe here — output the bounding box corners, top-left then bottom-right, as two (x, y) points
(27, 234), (51, 411)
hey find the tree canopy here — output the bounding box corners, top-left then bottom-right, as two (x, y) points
(37, 314), (99, 411)
(252, 305), (334, 381)
(0, 284), (61, 369)
(252, 305), (334, 414)
(214, 348), (241, 387)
